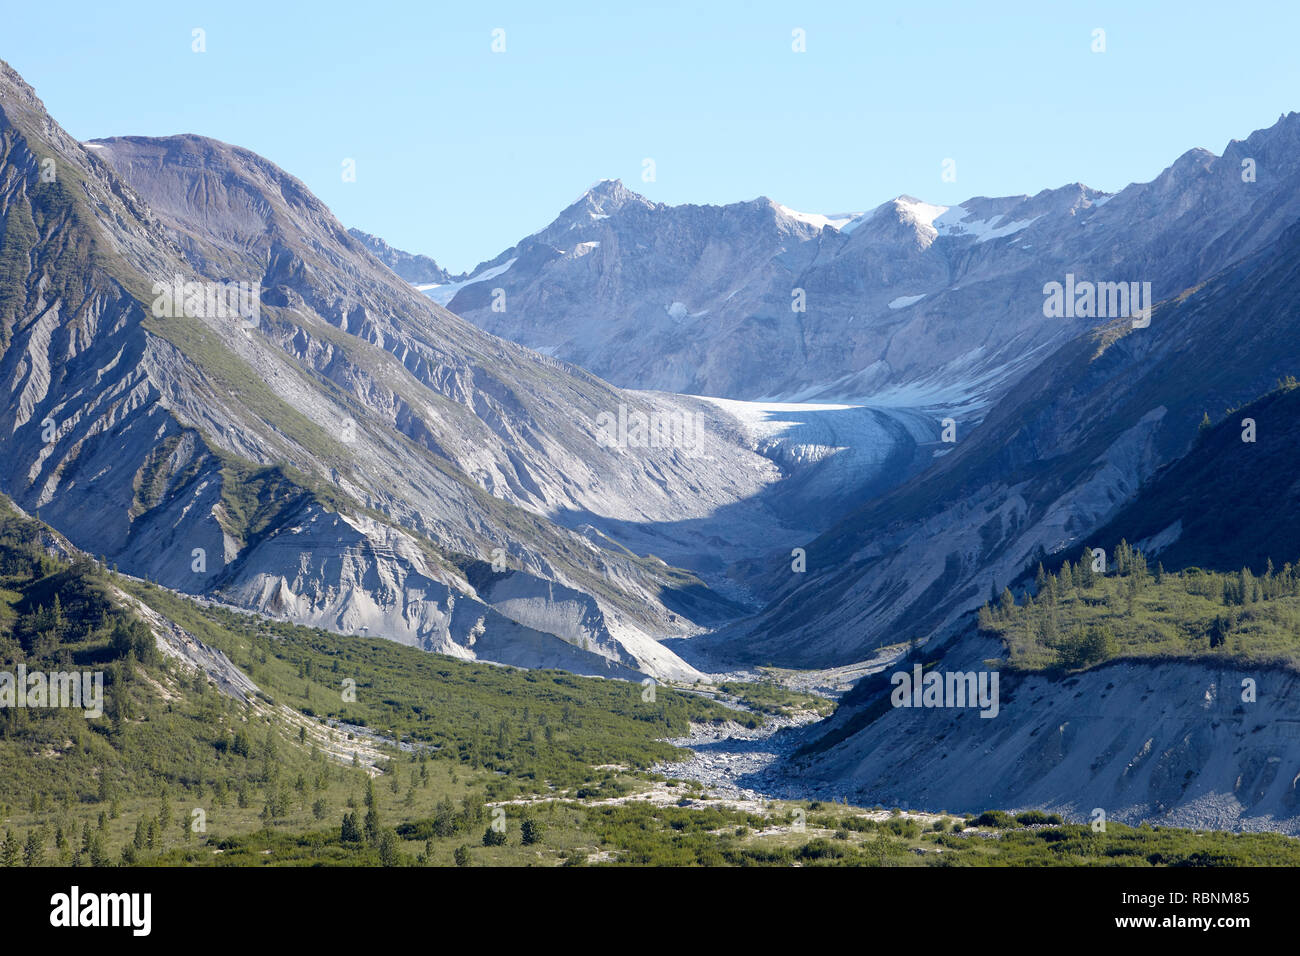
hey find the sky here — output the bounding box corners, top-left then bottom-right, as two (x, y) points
(5, 1), (1300, 273)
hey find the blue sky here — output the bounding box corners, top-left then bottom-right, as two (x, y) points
(6, 1), (1299, 273)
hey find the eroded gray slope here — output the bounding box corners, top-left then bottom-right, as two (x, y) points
(792, 640), (1300, 833)
(0, 61), (770, 678)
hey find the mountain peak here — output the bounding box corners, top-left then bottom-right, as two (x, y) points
(584, 177), (626, 195)
(571, 177), (647, 215)
(887, 195), (950, 230)
(538, 179), (652, 233)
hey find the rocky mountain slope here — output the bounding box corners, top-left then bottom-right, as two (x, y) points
(710, 214), (1300, 669)
(1084, 382), (1300, 575)
(347, 227), (456, 286)
(433, 115), (1300, 411)
(0, 59), (834, 680)
(787, 631), (1300, 833)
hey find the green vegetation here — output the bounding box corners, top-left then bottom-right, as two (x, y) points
(6, 494), (1300, 867)
(0, 501), (375, 866)
(718, 679), (835, 717)
(129, 800), (1300, 867)
(981, 542), (1300, 672)
(211, 458), (351, 553)
(0, 494), (774, 869)
(918, 820), (1300, 867)
(119, 579), (743, 794)
(972, 810), (1064, 828)
(0, 191), (39, 347)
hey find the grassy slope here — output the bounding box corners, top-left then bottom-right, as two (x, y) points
(984, 543), (1300, 673)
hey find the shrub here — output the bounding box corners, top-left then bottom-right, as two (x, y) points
(798, 838), (849, 860)
(1015, 810), (1064, 826)
(973, 810), (1016, 828)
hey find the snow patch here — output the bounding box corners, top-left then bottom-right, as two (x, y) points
(888, 294), (926, 309)
(775, 204), (863, 232)
(419, 257), (517, 306)
(695, 397), (863, 442)
(666, 302), (710, 321)
(934, 205), (1041, 242)
(839, 208), (878, 233)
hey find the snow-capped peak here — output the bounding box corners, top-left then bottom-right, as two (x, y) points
(892, 196), (951, 230)
(774, 203), (863, 232)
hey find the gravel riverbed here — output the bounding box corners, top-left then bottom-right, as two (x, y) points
(654, 713), (831, 801)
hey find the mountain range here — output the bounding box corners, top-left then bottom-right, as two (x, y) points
(367, 108), (1300, 670)
(423, 118), (1300, 413)
(7, 51), (1300, 831)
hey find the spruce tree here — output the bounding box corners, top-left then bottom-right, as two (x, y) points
(340, 812), (361, 843)
(363, 778), (380, 846)
(1079, 550), (1095, 588)
(22, 831), (42, 867)
(0, 830), (17, 867)
(378, 830), (400, 866)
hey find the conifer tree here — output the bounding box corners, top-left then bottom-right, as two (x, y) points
(0, 830), (17, 867)
(1079, 550), (1096, 588)
(363, 777), (381, 846)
